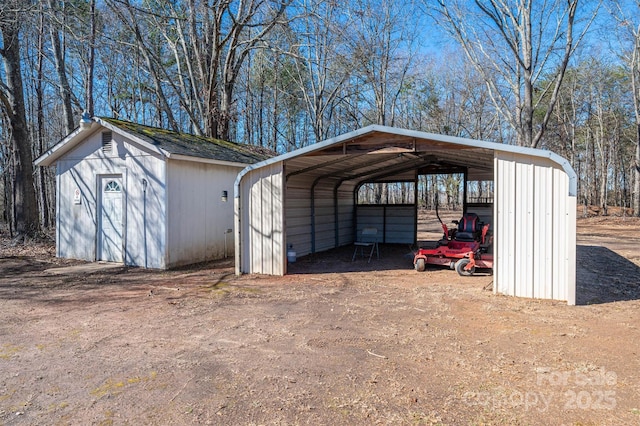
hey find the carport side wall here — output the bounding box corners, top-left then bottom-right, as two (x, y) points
(355, 205), (415, 244)
(165, 160), (243, 268)
(285, 177), (355, 257)
(239, 162), (286, 275)
(54, 129), (167, 268)
(494, 152), (576, 305)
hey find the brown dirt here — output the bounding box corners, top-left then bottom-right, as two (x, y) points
(1, 215), (639, 425)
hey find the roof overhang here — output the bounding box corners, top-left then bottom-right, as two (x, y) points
(168, 153), (250, 168)
(35, 117), (169, 167)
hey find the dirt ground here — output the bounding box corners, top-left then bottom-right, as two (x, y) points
(1, 214), (640, 425)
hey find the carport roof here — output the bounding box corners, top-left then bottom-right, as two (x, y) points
(236, 125), (577, 196)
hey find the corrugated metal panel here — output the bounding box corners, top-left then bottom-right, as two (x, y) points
(284, 177), (356, 256)
(514, 159), (534, 298)
(384, 206), (415, 243)
(552, 167), (576, 304)
(494, 152), (576, 304)
(356, 205), (415, 244)
(285, 176), (313, 256)
(494, 154), (515, 296)
(356, 207), (385, 239)
(239, 162), (285, 275)
(467, 205), (493, 225)
(533, 163), (553, 299)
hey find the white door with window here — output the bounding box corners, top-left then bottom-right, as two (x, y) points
(98, 176), (123, 262)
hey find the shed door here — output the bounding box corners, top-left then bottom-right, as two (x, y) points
(98, 176), (123, 262)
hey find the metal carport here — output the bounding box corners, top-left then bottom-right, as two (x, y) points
(235, 125), (577, 305)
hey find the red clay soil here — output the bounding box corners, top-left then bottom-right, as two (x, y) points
(0, 216), (639, 425)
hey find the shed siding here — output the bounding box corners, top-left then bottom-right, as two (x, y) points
(121, 138), (166, 269)
(494, 152), (576, 304)
(240, 162), (285, 275)
(166, 160), (241, 268)
(55, 129), (167, 268)
(56, 161), (100, 261)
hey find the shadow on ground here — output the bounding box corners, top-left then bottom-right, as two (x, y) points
(287, 244), (417, 274)
(576, 245), (640, 305)
(289, 243), (640, 305)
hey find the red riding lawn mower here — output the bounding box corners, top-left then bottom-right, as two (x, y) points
(413, 208), (494, 276)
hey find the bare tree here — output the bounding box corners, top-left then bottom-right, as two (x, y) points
(105, 0), (180, 131)
(36, 4), (51, 228)
(86, 0), (97, 116)
(286, 0), (350, 142)
(610, 0), (640, 216)
(0, 1), (40, 236)
(346, 0), (420, 127)
(430, 0), (599, 148)
(46, 0), (76, 134)
(106, 0), (290, 140)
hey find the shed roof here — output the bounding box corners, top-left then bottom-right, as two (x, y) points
(36, 117), (276, 167)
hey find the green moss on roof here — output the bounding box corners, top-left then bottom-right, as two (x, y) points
(100, 117), (276, 164)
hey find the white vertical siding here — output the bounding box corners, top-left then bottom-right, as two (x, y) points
(124, 142), (166, 269)
(239, 162), (285, 275)
(166, 160), (240, 268)
(57, 161), (99, 262)
(494, 155), (516, 296)
(56, 130), (133, 263)
(533, 164), (553, 299)
(514, 159), (534, 298)
(552, 167), (577, 304)
(56, 131), (169, 268)
(494, 152), (576, 304)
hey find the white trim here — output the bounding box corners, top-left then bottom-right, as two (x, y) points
(35, 126), (92, 167)
(168, 153), (249, 168)
(95, 118), (168, 158)
(37, 117), (256, 169)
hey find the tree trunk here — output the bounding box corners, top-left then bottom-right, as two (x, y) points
(1, 22), (40, 236)
(86, 0), (96, 116)
(36, 7), (50, 228)
(48, 0), (76, 134)
(635, 123), (640, 216)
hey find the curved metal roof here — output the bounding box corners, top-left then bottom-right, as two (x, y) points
(236, 125), (577, 196)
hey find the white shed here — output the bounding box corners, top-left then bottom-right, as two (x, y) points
(235, 126), (577, 305)
(36, 117), (273, 269)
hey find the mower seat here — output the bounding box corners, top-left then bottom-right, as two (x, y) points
(455, 213), (480, 241)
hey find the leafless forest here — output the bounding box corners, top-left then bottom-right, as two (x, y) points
(1, 0), (639, 236)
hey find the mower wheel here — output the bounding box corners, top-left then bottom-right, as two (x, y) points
(455, 258), (475, 276)
(415, 258), (426, 272)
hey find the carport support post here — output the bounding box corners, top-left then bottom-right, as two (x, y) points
(463, 169), (468, 212)
(310, 181), (316, 254)
(414, 173), (418, 246)
(234, 190), (241, 276)
(334, 186), (339, 248)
